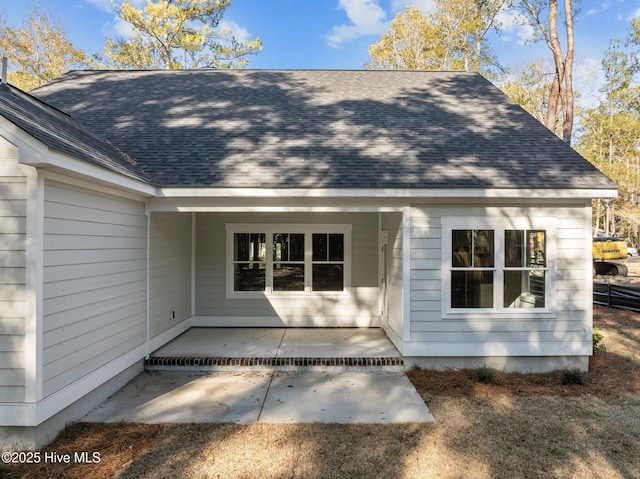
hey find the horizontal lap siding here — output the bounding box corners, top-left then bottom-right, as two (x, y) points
(409, 205), (590, 354)
(196, 212), (379, 325)
(0, 143), (27, 403)
(149, 213), (191, 338)
(42, 181), (147, 398)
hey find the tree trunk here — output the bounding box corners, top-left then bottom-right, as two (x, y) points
(561, 0), (575, 144)
(545, 0), (564, 135)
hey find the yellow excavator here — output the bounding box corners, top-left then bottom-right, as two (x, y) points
(593, 237), (628, 276)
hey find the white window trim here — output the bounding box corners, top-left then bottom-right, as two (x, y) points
(225, 223), (352, 299)
(441, 216), (557, 320)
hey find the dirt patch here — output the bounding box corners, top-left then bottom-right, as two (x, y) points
(2, 305), (639, 479)
(407, 305), (640, 398)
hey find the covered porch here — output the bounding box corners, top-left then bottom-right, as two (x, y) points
(145, 327), (404, 370)
(145, 197), (411, 357)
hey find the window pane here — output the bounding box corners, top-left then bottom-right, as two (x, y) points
(273, 233), (286, 261)
(329, 234), (344, 261)
(235, 233), (250, 261)
(452, 230), (472, 267)
(451, 271), (493, 308)
(273, 233), (305, 261)
(527, 231), (546, 267)
(313, 264), (344, 291)
(504, 270), (545, 308)
(234, 263), (265, 291)
(505, 230), (524, 267)
(290, 234), (305, 261)
(474, 230), (494, 267)
(235, 233), (266, 262)
(273, 264), (305, 291)
(313, 234), (327, 261)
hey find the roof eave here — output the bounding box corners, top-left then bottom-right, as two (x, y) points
(156, 186), (618, 200)
(21, 147), (157, 197)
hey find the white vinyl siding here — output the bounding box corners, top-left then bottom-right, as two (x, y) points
(0, 139), (27, 403)
(42, 181), (147, 397)
(149, 213), (192, 338)
(408, 204), (591, 357)
(195, 212), (379, 327)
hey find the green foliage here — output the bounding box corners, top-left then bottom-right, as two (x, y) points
(561, 368), (584, 385)
(593, 328), (607, 353)
(497, 60), (561, 132)
(366, 1), (504, 75)
(475, 365), (498, 384)
(0, 6), (92, 90)
(104, 0), (262, 70)
(575, 15), (640, 237)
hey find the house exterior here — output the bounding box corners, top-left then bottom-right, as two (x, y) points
(0, 70), (616, 448)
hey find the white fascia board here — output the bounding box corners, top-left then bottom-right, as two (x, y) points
(0, 117), (49, 164)
(148, 196), (406, 213)
(33, 149), (157, 196)
(157, 187), (618, 200)
(1, 119), (154, 196)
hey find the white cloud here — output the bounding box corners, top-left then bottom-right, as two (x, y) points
(324, 0), (388, 48)
(112, 15), (135, 38)
(83, 0), (115, 13)
(587, 1), (612, 16)
(84, 0), (145, 13)
(495, 9), (536, 45)
(218, 19), (252, 43)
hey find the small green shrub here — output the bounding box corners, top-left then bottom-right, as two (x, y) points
(593, 328), (607, 353)
(562, 368), (584, 385)
(475, 365), (498, 384)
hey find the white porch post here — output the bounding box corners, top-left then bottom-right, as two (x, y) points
(145, 207), (151, 360)
(402, 205), (411, 342)
(24, 167), (44, 403)
(191, 212), (196, 317)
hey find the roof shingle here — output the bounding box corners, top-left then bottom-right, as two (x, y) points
(21, 70), (617, 190)
(0, 83), (152, 183)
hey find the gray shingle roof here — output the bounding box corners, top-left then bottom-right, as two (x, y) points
(26, 70), (616, 190)
(0, 83), (152, 183)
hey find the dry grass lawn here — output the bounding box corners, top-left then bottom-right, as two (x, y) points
(2, 305), (639, 479)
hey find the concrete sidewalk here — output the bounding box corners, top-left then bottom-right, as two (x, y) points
(82, 370), (435, 424)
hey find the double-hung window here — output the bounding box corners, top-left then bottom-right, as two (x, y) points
(227, 224), (351, 296)
(442, 217), (555, 317)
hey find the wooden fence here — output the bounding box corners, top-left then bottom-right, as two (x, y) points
(593, 281), (640, 313)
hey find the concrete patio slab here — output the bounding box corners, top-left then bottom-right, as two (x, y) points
(81, 370), (435, 425)
(276, 329), (400, 358)
(260, 371), (434, 423)
(82, 371), (272, 424)
(151, 328), (285, 358)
